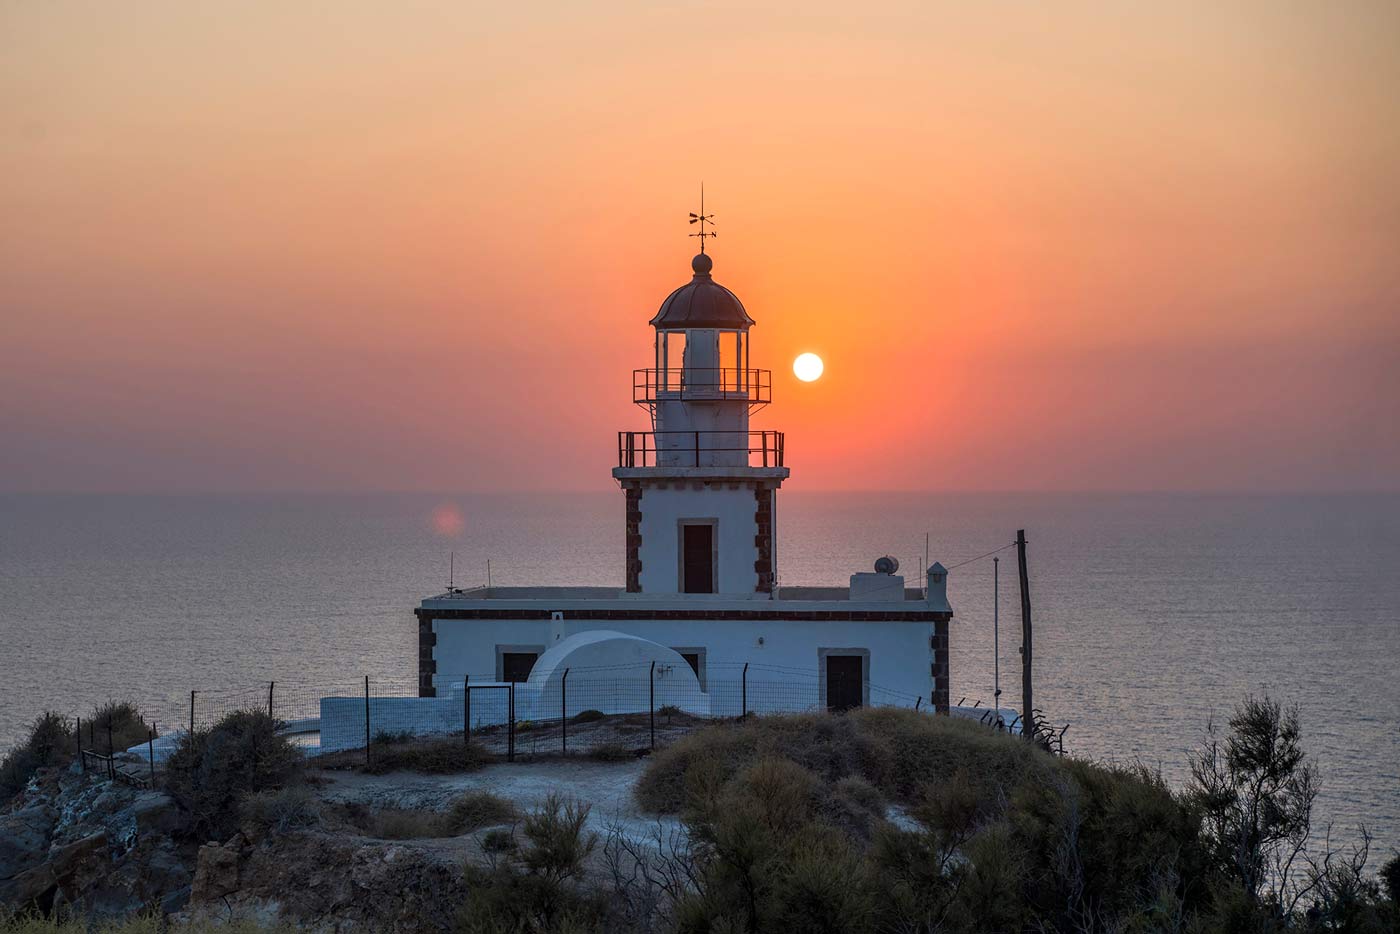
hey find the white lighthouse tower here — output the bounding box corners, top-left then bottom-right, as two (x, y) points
(615, 238), (787, 595)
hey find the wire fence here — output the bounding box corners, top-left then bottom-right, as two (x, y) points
(40, 662), (1060, 773)
(171, 661), (952, 763)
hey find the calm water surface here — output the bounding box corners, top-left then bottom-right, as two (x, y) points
(1, 492), (1396, 849)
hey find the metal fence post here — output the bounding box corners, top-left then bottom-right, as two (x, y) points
(741, 663), (748, 720)
(561, 668), (569, 757)
(649, 660), (656, 750)
(77, 716), (84, 773)
(147, 729), (155, 786)
(268, 681), (274, 719)
(364, 675), (371, 766)
(189, 691), (196, 735)
(507, 682), (515, 763)
(915, 696), (923, 711)
(464, 674), (470, 745)
(107, 718), (113, 758)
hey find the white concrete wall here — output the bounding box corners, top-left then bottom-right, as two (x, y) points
(431, 616), (934, 713)
(637, 485), (758, 594)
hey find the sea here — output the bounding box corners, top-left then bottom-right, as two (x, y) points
(1, 492), (1396, 852)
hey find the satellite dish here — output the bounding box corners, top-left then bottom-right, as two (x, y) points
(874, 555), (900, 575)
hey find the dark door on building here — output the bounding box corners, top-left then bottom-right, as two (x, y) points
(826, 655), (863, 712)
(682, 523), (715, 593)
(502, 652), (538, 683)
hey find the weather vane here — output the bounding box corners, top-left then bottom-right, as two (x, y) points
(688, 183), (716, 253)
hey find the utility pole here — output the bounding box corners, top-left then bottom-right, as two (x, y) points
(1016, 529), (1034, 741)
(993, 556), (1001, 729)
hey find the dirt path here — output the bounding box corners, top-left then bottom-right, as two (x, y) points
(317, 756), (682, 845)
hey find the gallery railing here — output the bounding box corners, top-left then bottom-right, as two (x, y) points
(632, 368), (771, 409)
(616, 430), (785, 468)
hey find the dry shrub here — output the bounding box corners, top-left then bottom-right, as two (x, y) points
(369, 807), (446, 840)
(239, 784), (321, 835)
(588, 742), (632, 762)
(446, 790), (518, 832)
(363, 737), (490, 775)
(165, 710), (303, 839)
(571, 709), (606, 723)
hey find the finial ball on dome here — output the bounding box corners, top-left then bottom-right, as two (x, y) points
(691, 253), (713, 276)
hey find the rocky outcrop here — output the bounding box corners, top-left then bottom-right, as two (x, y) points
(188, 832), (470, 932)
(0, 767), (193, 918)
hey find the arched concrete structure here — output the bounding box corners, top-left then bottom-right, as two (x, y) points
(524, 630), (709, 717)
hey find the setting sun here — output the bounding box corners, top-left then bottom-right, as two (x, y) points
(793, 353), (824, 383)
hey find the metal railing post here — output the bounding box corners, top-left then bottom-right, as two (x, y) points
(364, 675), (371, 765)
(741, 663), (748, 720)
(649, 661), (656, 750)
(693, 431), (700, 467)
(268, 681), (274, 719)
(561, 668), (569, 756)
(464, 674), (470, 745)
(148, 729), (156, 786)
(77, 716), (84, 773)
(189, 691), (196, 735)
(507, 682), (516, 763)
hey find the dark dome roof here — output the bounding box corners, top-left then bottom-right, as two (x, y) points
(649, 254), (755, 330)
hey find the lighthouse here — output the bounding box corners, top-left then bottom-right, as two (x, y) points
(615, 249), (786, 595)
(404, 210), (956, 741)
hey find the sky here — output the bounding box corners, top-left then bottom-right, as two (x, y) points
(2, 1), (1397, 493)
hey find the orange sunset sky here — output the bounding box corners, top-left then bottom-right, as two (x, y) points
(2, 2), (1397, 493)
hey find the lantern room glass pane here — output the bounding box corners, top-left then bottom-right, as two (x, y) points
(663, 332), (687, 391)
(719, 331), (740, 392)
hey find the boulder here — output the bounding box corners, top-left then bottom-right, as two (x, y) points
(191, 839), (241, 901)
(0, 802), (56, 881)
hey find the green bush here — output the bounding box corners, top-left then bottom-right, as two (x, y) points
(0, 712), (73, 802)
(86, 701), (155, 756)
(520, 793), (597, 882)
(165, 710), (303, 839)
(636, 707), (1050, 815)
(1381, 853), (1400, 907)
(2, 703), (159, 805)
(456, 795), (605, 934)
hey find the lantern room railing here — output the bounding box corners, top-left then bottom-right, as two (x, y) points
(632, 368), (771, 410)
(617, 430), (785, 468)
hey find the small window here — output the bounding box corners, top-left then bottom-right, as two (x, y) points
(501, 652), (538, 683)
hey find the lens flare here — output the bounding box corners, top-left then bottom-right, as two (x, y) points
(431, 502), (465, 538)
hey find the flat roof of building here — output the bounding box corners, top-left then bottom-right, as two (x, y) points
(419, 585), (951, 616)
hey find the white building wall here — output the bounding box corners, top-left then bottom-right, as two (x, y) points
(431, 615), (933, 711)
(637, 485), (758, 594)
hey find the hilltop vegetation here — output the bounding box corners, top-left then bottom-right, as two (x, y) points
(2, 698), (1397, 932)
